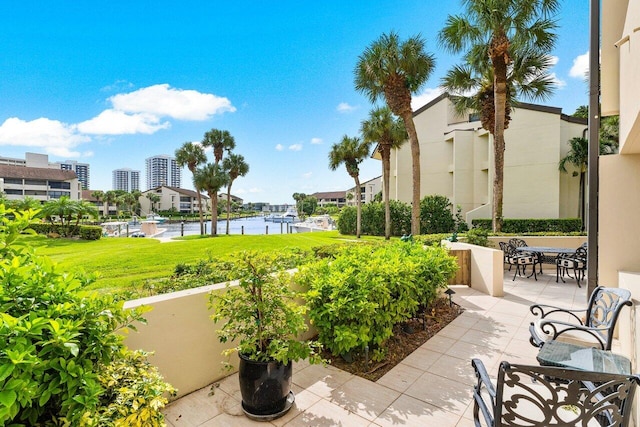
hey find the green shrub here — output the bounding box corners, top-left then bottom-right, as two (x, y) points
(472, 218), (582, 233)
(464, 228), (491, 247)
(420, 195), (456, 234)
(337, 201), (411, 237)
(0, 206), (174, 426)
(414, 234), (451, 246)
(80, 225), (103, 240)
(297, 242), (457, 361)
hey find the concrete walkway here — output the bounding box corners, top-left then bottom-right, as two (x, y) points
(162, 268), (588, 426)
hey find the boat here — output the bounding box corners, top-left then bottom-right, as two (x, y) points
(291, 215), (335, 233)
(146, 213), (166, 224)
(101, 221), (133, 237)
(264, 208), (299, 223)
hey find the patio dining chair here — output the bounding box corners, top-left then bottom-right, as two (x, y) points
(557, 245), (587, 287)
(472, 358), (640, 427)
(529, 286), (632, 350)
(503, 243), (538, 281)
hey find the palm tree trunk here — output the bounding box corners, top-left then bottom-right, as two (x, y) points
(492, 55), (508, 233)
(225, 185), (233, 235)
(382, 146), (392, 240)
(211, 195), (218, 236)
(196, 191), (204, 235)
(355, 175), (362, 238)
(402, 112), (421, 236)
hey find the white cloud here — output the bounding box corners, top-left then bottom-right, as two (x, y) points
(110, 84), (236, 120)
(310, 137), (322, 145)
(411, 87), (444, 111)
(100, 80), (135, 92)
(77, 109), (170, 135)
(336, 102), (357, 113)
(570, 52), (589, 79)
(302, 172), (312, 178)
(549, 72), (567, 88)
(0, 117), (89, 157)
(275, 144), (284, 151)
(289, 143), (303, 151)
(248, 188), (262, 193)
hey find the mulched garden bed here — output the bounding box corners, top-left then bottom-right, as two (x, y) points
(321, 297), (463, 382)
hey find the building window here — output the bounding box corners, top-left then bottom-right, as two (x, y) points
(49, 181), (71, 189)
(5, 189), (23, 195)
(25, 179), (46, 186)
(4, 178), (22, 185)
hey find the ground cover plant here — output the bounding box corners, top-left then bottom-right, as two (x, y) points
(0, 206), (175, 426)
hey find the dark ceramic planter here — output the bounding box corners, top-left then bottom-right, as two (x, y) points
(238, 353), (294, 420)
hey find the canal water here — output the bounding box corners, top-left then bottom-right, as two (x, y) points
(160, 216), (298, 238)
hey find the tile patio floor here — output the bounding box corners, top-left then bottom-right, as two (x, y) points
(162, 267), (590, 426)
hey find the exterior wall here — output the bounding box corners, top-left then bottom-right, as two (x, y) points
(598, 154), (640, 287)
(617, 0), (640, 154)
(145, 155), (181, 190)
(389, 97), (584, 224)
(443, 241), (503, 297)
(140, 187), (207, 215)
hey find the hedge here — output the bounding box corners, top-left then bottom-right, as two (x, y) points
(471, 218), (582, 233)
(29, 222), (103, 240)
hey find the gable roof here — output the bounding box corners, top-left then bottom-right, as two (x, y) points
(0, 164), (77, 181)
(312, 191), (346, 200)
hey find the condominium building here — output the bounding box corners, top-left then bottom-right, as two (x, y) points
(112, 168), (141, 192)
(145, 155), (181, 190)
(0, 164), (80, 202)
(139, 186), (208, 215)
(346, 175), (382, 206)
(56, 160), (90, 190)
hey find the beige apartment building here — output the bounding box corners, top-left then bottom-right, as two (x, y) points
(140, 186), (209, 216)
(387, 95), (587, 224)
(601, 3), (640, 422)
(346, 175), (382, 206)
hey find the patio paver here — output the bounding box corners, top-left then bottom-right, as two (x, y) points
(163, 267), (588, 426)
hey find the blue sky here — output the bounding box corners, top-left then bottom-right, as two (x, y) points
(0, 1), (590, 204)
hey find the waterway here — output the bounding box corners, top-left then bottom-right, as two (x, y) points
(160, 215), (299, 238)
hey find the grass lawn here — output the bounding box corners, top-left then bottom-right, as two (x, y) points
(29, 231), (383, 294)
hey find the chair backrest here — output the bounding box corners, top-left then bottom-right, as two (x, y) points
(494, 361), (639, 426)
(586, 286), (633, 337)
(508, 238), (527, 248)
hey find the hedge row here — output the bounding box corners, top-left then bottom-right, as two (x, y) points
(471, 218), (582, 233)
(29, 223), (102, 240)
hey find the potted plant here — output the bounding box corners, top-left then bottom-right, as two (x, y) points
(209, 251), (323, 421)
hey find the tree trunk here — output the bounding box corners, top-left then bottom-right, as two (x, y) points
(226, 184), (233, 235)
(355, 175), (362, 238)
(491, 54), (508, 233)
(211, 194), (218, 236)
(579, 171), (585, 231)
(195, 190), (204, 235)
(403, 112), (421, 236)
(382, 145), (392, 240)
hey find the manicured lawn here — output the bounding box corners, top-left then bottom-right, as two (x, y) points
(29, 232), (382, 294)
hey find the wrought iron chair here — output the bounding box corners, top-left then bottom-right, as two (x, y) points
(498, 242), (512, 271)
(472, 358), (640, 427)
(529, 286), (632, 350)
(503, 243), (538, 281)
(556, 246), (588, 287)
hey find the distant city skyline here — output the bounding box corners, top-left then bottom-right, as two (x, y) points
(0, 2), (591, 204)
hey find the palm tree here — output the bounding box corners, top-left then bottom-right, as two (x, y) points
(42, 196), (78, 236)
(91, 190), (105, 217)
(201, 129), (236, 225)
(355, 31), (436, 236)
(292, 193), (306, 218)
(146, 192), (160, 214)
(328, 135), (371, 238)
(175, 142), (207, 234)
(202, 129), (236, 166)
(75, 200), (99, 227)
(361, 106), (407, 239)
(222, 153), (249, 234)
(130, 190), (142, 216)
(438, 0), (559, 232)
(194, 163), (229, 236)
(104, 190), (118, 218)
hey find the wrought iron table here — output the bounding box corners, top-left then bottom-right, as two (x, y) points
(537, 340), (632, 375)
(516, 246), (576, 276)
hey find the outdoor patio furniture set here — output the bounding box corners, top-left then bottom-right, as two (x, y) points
(473, 286), (638, 426)
(500, 238), (587, 286)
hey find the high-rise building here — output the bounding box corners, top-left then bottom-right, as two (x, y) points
(57, 160), (90, 190)
(112, 168), (140, 192)
(145, 155), (181, 190)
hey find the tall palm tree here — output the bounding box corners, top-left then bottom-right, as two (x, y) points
(175, 142), (207, 234)
(328, 135), (371, 238)
(361, 106), (407, 239)
(438, 0), (559, 232)
(201, 129), (236, 226)
(104, 190), (118, 218)
(75, 200), (99, 227)
(202, 129), (236, 166)
(222, 153), (249, 235)
(355, 31), (436, 236)
(559, 136), (587, 226)
(146, 192), (160, 214)
(42, 196), (78, 236)
(194, 163), (229, 236)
